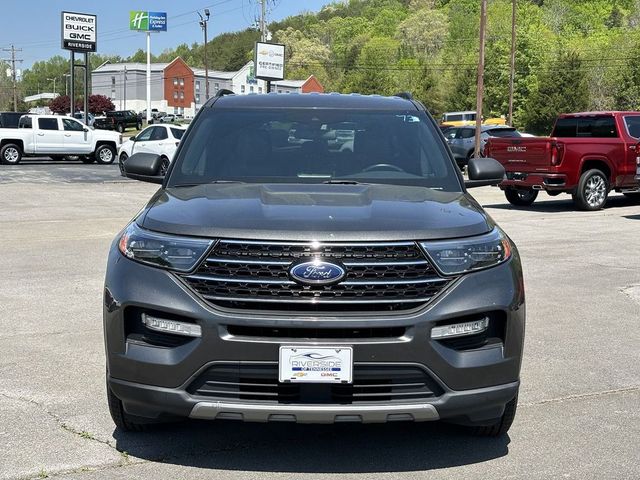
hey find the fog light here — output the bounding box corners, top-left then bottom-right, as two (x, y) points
(142, 314), (202, 337)
(431, 318), (488, 339)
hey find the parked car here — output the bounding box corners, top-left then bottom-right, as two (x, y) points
(94, 110), (142, 133)
(72, 111), (95, 127)
(446, 125), (522, 168)
(159, 114), (177, 123)
(117, 124), (187, 175)
(441, 111), (506, 127)
(486, 111), (640, 210)
(106, 92), (524, 437)
(0, 111), (28, 129)
(0, 114), (122, 165)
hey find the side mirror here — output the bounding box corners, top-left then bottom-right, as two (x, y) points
(465, 157), (505, 188)
(123, 153), (164, 184)
(83, 127), (88, 133)
(130, 135), (137, 142)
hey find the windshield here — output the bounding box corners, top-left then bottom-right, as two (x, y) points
(487, 128), (520, 138)
(168, 108), (461, 191)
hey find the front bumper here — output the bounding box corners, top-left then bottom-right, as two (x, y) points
(109, 373), (519, 424)
(104, 240), (525, 425)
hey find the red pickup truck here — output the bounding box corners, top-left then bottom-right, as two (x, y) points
(485, 111), (640, 210)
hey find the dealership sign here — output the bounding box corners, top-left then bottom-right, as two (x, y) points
(61, 12), (97, 52)
(254, 42), (285, 81)
(130, 11), (167, 31)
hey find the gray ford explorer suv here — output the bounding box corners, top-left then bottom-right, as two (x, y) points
(105, 92), (524, 436)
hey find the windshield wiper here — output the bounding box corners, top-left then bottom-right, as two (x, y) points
(322, 179), (365, 185)
(171, 180), (245, 188)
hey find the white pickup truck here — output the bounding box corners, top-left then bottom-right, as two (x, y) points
(0, 114), (122, 165)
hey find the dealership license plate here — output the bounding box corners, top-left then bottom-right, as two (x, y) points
(279, 346), (353, 383)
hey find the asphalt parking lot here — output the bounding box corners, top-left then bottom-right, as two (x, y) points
(0, 161), (638, 480)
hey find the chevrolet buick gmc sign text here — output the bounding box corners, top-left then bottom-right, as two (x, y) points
(61, 12), (97, 52)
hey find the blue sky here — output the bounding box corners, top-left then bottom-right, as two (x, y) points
(0, 0), (330, 69)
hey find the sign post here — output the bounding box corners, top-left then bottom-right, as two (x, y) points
(254, 42), (285, 94)
(130, 11), (167, 123)
(61, 11), (97, 124)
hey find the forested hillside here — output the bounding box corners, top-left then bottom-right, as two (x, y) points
(11, 0), (640, 134)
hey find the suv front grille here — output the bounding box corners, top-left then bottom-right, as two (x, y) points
(180, 240), (453, 312)
(187, 363), (443, 404)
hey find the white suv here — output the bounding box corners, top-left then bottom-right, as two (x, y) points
(118, 124), (187, 176)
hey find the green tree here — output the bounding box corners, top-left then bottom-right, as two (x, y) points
(275, 28), (333, 87)
(396, 8), (448, 56)
(614, 42), (640, 109)
(342, 37), (400, 95)
(521, 51), (589, 134)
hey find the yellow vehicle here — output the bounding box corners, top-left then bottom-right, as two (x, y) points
(441, 111), (506, 127)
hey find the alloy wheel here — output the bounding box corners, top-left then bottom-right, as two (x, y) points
(100, 148), (113, 163)
(585, 175), (606, 208)
(4, 147), (19, 163)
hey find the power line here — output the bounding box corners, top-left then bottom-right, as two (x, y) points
(5, 1), (235, 50)
(1, 44), (23, 111)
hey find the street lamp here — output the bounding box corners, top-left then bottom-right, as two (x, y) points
(198, 9), (210, 100)
(47, 77), (57, 95)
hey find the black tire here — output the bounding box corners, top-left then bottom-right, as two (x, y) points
(119, 152), (128, 176)
(159, 156), (171, 176)
(94, 144), (116, 165)
(117, 123), (125, 133)
(573, 169), (608, 211)
(1, 143), (23, 165)
(505, 188), (538, 206)
(469, 394), (518, 437)
(107, 385), (149, 432)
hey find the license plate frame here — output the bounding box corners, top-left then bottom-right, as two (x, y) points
(278, 346), (353, 384)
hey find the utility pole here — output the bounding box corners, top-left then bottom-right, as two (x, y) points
(508, 0), (517, 126)
(123, 65), (127, 111)
(260, 0), (267, 42)
(2, 44), (23, 112)
(473, 0), (488, 159)
(198, 9), (210, 99)
(259, 0), (270, 93)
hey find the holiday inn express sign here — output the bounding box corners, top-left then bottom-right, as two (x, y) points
(130, 11), (168, 31)
(61, 12), (97, 52)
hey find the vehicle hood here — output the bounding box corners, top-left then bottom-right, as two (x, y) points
(95, 129), (121, 140)
(139, 183), (494, 241)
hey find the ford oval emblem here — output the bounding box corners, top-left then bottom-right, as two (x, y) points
(289, 260), (346, 285)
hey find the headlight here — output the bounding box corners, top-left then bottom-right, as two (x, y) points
(420, 228), (512, 275)
(118, 223), (213, 272)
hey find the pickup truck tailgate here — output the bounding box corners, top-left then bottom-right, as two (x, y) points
(486, 137), (553, 172)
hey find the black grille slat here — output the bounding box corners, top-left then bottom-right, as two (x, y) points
(181, 240), (453, 312)
(214, 242), (423, 260)
(225, 325), (406, 340)
(187, 364), (443, 404)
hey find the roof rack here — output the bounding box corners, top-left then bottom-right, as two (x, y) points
(215, 89), (235, 98)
